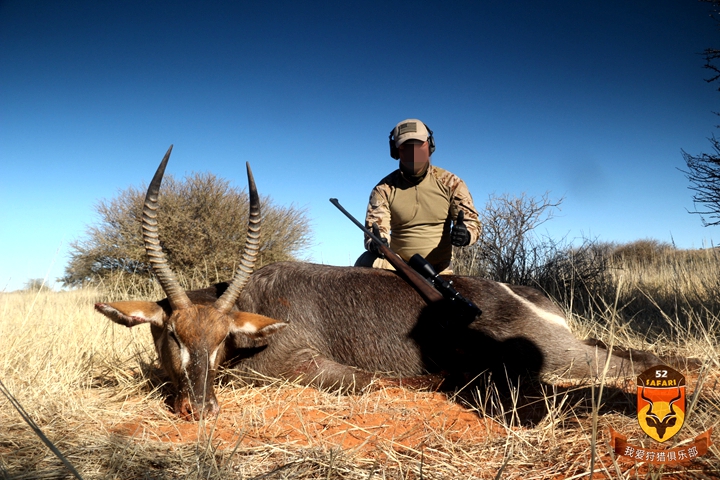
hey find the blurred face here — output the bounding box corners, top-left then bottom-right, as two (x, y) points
(398, 140), (430, 176)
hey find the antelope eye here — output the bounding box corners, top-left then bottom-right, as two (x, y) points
(168, 330), (181, 346)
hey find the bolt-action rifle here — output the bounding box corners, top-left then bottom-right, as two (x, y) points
(330, 198), (481, 321)
(407, 253), (481, 318)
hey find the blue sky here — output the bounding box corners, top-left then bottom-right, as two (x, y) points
(1, 1), (719, 292)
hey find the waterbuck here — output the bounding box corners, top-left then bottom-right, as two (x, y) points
(95, 146), (662, 420)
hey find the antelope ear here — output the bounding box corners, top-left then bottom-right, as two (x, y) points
(94, 301), (167, 328)
(229, 311), (288, 339)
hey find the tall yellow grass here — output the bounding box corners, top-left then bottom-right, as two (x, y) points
(0, 252), (718, 479)
(610, 245), (718, 311)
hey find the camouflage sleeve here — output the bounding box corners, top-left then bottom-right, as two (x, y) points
(364, 181), (393, 250)
(437, 169), (481, 246)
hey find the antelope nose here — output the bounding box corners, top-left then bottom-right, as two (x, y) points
(176, 396), (195, 421)
(205, 397), (220, 417)
(175, 395), (220, 421)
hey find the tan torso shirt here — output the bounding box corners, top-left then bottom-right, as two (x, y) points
(364, 165), (480, 271)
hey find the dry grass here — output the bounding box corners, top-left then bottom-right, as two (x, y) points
(605, 245), (720, 331)
(1, 254), (719, 479)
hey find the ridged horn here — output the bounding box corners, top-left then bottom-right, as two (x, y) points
(142, 145), (193, 311)
(214, 162), (261, 313)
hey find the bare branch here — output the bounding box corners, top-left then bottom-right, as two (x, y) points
(681, 136), (720, 227)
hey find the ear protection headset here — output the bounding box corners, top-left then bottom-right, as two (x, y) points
(388, 122), (435, 159)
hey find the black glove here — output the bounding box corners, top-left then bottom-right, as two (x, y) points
(368, 223), (389, 256)
(451, 210), (471, 246)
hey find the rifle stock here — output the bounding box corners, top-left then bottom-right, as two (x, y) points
(374, 242), (444, 304)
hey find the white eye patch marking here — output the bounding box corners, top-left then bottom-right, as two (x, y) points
(175, 335), (221, 370)
(179, 343), (191, 369)
(497, 283), (570, 330)
(209, 345), (221, 367)
(169, 330), (190, 369)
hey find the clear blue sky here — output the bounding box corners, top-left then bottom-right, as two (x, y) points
(1, 0), (718, 292)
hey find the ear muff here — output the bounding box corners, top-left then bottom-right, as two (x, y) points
(426, 124), (435, 155)
(389, 123), (435, 159)
(389, 130), (400, 159)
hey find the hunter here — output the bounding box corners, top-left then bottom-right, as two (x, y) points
(355, 118), (481, 274)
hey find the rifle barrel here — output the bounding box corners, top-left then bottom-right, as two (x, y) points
(329, 198), (387, 246)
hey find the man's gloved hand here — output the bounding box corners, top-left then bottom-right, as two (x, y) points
(368, 223), (389, 257)
(451, 210), (471, 246)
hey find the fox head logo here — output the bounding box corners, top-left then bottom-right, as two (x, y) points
(637, 366), (686, 443)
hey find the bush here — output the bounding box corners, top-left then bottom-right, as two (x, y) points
(62, 171), (312, 290)
(22, 278), (47, 292)
(453, 192), (613, 316)
(610, 238), (674, 265)
(454, 190), (720, 332)
(453, 192), (563, 284)
(530, 240), (615, 314)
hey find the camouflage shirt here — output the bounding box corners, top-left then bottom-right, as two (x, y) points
(364, 165), (481, 271)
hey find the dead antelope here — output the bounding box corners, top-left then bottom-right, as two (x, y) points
(95, 146), (662, 420)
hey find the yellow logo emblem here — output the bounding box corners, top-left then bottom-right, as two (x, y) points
(637, 365), (686, 443)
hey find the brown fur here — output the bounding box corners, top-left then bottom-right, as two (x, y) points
(96, 261), (665, 419)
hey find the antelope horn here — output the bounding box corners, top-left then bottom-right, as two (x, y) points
(214, 162), (261, 313)
(142, 145), (193, 311)
(668, 388), (683, 409)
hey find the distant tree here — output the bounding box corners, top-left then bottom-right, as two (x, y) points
(682, 0), (720, 226)
(683, 140), (720, 227)
(452, 192), (563, 284)
(452, 192), (613, 313)
(61, 171), (312, 289)
(23, 278), (46, 292)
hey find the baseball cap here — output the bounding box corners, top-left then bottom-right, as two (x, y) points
(391, 119), (431, 147)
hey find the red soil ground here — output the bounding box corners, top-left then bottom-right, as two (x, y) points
(107, 377), (718, 478)
(111, 387), (504, 452)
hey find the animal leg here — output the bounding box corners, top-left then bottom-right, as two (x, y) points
(285, 349), (444, 393)
(368, 373), (446, 392)
(544, 338), (663, 379)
